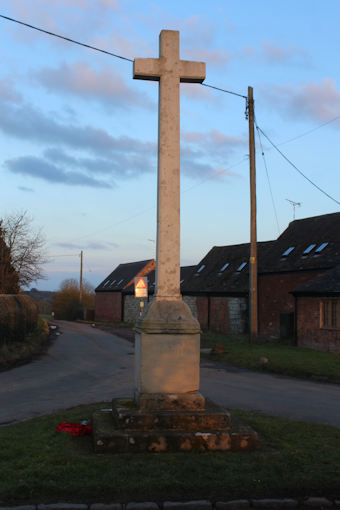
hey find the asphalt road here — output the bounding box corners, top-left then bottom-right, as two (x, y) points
(1, 320), (339, 427)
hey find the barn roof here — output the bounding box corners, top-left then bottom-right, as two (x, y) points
(95, 259), (154, 292)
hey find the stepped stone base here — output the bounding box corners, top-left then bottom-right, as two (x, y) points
(92, 398), (259, 454)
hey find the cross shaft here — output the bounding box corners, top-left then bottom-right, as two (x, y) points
(134, 30), (205, 301)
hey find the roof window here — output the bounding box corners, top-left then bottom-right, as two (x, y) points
(117, 279), (124, 285)
(219, 262), (230, 273)
(195, 264), (206, 275)
(314, 242), (328, 254)
(236, 262), (247, 272)
(110, 280), (116, 287)
(303, 244), (316, 255)
(281, 246), (295, 257)
(103, 280), (111, 287)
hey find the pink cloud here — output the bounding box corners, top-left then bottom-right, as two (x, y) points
(184, 47), (232, 67)
(268, 78), (340, 122)
(262, 40), (307, 63)
(33, 61), (154, 110)
(181, 82), (214, 101)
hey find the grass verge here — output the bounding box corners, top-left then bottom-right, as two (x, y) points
(0, 403), (339, 503)
(201, 332), (340, 384)
(0, 317), (50, 371)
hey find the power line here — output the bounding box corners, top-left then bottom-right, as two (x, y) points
(201, 83), (247, 99)
(256, 123), (340, 206)
(0, 14), (134, 62)
(278, 114), (340, 146)
(0, 13), (246, 100)
(256, 126), (281, 235)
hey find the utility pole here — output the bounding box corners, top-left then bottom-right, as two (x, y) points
(79, 250), (83, 305)
(248, 86), (258, 342)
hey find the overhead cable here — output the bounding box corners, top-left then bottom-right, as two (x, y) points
(255, 126), (281, 235)
(0, 14), (134, 62)
(256, 123), (340, 206)
(0, 13), (246, 99)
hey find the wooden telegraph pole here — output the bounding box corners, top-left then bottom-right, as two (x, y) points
(248, 86), (258, 342)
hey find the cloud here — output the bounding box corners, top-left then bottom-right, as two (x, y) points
(262, 40), (307, 64)
(18, 185), (34, 192)
(181, 129), (247, 179)
(5, 156), (112, 188)
(0, 87), (157, 186)
(264, 78), (340, 122)
(237, 40), (308, 66)
(0, 78), (22, 104)
(55, 241), (116, 250)
(181, 82), (215, 101)
(0, 96), (156, 156)
(184, 47), (232, 68)
(33, 61), (154, 110)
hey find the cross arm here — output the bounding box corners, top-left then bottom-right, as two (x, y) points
(179, 60), (205, 83)
(133, 58), (162, 81)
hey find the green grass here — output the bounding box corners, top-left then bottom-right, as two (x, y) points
(201, 333), (340, 384)
(0, 318), (49, 370)
(0, 403), (339, 503)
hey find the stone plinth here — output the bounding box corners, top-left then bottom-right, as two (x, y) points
(134, 300), (202, 408)
(93, 398), (259, 454)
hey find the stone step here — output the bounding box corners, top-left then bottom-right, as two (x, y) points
(93, 410), (258, 454)
(112, 398), (232, 431)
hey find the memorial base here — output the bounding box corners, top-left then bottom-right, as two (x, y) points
(92, 398), (259, 453)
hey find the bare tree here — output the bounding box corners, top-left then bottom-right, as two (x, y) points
(1, 211), (48, 288)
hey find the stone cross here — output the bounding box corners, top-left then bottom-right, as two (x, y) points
(134, 30), (205, 301)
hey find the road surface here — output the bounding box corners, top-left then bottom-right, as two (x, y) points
(0, 320), (339, 427)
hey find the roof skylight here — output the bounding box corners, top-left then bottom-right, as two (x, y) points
(195, 264), (206, 275)
(281, 246), (295, 257)
(236, 262), (247, 272)
(315, 242), (328, 254)
(303, 244), (316, 255)
(117, 279), (124, 285)
(103, 280), (111, 287)
(219, 262), (230, 273)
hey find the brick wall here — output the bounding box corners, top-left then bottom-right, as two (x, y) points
(183, 295), (247, 334)
(258, 271), (321, 339)
(296, 296), (340, 354)
(196, 296), (209, 331)
(209, 296), (247, 334)
(95, 292), (122, 322)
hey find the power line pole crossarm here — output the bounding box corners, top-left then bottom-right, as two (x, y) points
(248, 86), (258, 342)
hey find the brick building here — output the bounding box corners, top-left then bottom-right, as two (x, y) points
(182, 242), (274, 334)
(258, 212), (340, 349)
(121, 265), (195, 323)
(95, 259), (155, 322)
(94, 212), (340, 353)
(291, 265), (340, 353)
(182, 212), (340, 353)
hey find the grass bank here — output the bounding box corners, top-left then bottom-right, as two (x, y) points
(0, 403), (339, 504)
(201, 333), (340, 384)
(0, 317), (50, 370)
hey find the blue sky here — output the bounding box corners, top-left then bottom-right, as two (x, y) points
(1, 0), (339, 291)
